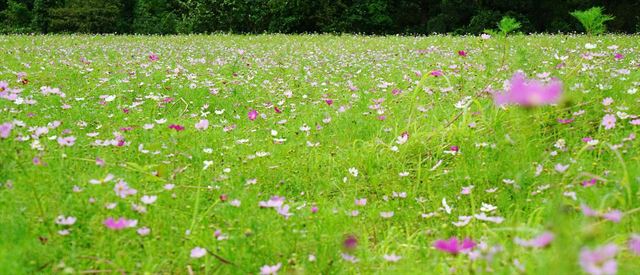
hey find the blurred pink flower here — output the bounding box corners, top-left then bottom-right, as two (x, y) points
(57, 136), (76, 146)
(515, 232), (554, 248)
(104, 217), (135, 230)
(248, 109), (258, 121)
(579, 244), (618, 275)
(629, 235), (640, 255)
(494, 72), (562, 106)
(434, 237), (476, 255)
(195, 119), (209, 130)
(148, 52), (159, 62)
(190, 247), (206, 258)
(0, 122), (13, 138)
(259, 263), (281, 275)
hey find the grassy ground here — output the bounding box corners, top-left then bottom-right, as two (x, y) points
(0, 34), (639, 274)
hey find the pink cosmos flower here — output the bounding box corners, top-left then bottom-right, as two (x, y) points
(57, 136), (76, 146)
(259, 196), (285, 208)
(190, 247), (207, 258)
(458, 50), (467, 57)
(629, 235), (640, 255)
(515, 232), (554, 248)
(148, 53), (159, 62)
(383, 254), (402, 262)
(104, 217), (135, 230)
(0, 122), (13, 139)
(259, 263), (282, 275)
(430, 70), (444, 77)
(168, 124), (185, 131)
(433, 237), (476, 255)
(195, 119), (209, 130)
(494, 72), (562, 106)
(343, 235), (358, 250)
(601, 114), (616, 130)
(248, 109), (258, 121)
(579, 244), (618, 275)
(614, 53), (623, 60)
(582, 178), (597, 187)
(325, 99), (333, 106)
(114, 180), (137, 198)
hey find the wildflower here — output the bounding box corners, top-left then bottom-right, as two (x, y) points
(383, 254), (402, 262)
(629, 235), (640, 255)
(554, 163), (569, 173)
(55, 215), (77, 225)
(148, 53), (159, 61)
(514, 232), (554, 248)
(494, 72), (562, 106)
(380, 211), (394, 219)
(343, 235), (358, 250)
(579, 244), (618, 275)
(57, 136), (76, 146)
(114, 180), (137, 198)
(341, 253), (359, 263)
(248, 109), (258, 121)
(259, 263), (282, 275)
(601, 114), (616, 130)
(195, 119), (209, 130)
(137, 227), (151, 236)
(0, 122), (13, 139)
(168, 124), (185, 131)
(355, 198), (367, 206)
(190, 247), (207, 258)
(104, 217), (135, 230)
(457, 50), (467, 57)
(348, 167), (358, 177)
(434, 237), (476, 255)
(614, 53), (623, 60)
(141, 195), (157, 205)
(430, 70), (444, 77)
(259, 196), (285, 208)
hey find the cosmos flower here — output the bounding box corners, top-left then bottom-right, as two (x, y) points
(601, 114), (616, 130)
(433, 237), (476, 255)
(114, 180), (137, 198)
(629, 235), (640, 256)
(514, 232), (554, 248)
(457, 50), (467, 57)
(248, 109), (258, 121)
(57, 136), (76, 146)
(168, 124), (185, 131)
(383, 254), (402, 262)
(55, 215), (77, 225)
(0, 122), (12, 138)
(259, 263), (282, 275)
(148, 52), (159, 61)
(195, 119), (209, 130)
(190, 247), (207, 258)
(104, 217), (136, 230)
(494, 72), (562, 106)
(579, 244), (618, 275)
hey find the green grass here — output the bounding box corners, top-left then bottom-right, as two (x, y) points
(0, 34), (639, 274)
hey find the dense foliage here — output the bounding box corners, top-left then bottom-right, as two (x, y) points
(0, 0), (639, 34)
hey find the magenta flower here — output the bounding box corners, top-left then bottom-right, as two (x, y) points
(343, 235), (358, 250)
(0, 122), (13, 139)
(430, 70), (444, 77)
(168, 124), (185, 131)
(629, 235), (640, 255)
(614, 53), (623, 60)
(148, 52), (159, 62)
(579, 244), (618, 275)
(325, 99), (333, 106)
(515, 232), (554, 248)
(104, 217), (135, 230)
(433, 237), (476, 255)
(248, 109), (258, 121)
(494, 72), (562, 106)
(457, 50), (467, 57)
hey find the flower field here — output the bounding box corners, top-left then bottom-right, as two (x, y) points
(1, 34), (639, 274)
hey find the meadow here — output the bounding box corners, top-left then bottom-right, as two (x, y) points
(0, 34), (639, 274)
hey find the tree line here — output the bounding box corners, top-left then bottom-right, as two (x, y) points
(1, 0), (639, 35)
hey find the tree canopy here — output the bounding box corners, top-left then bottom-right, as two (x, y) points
(1, 0), (638, 34)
